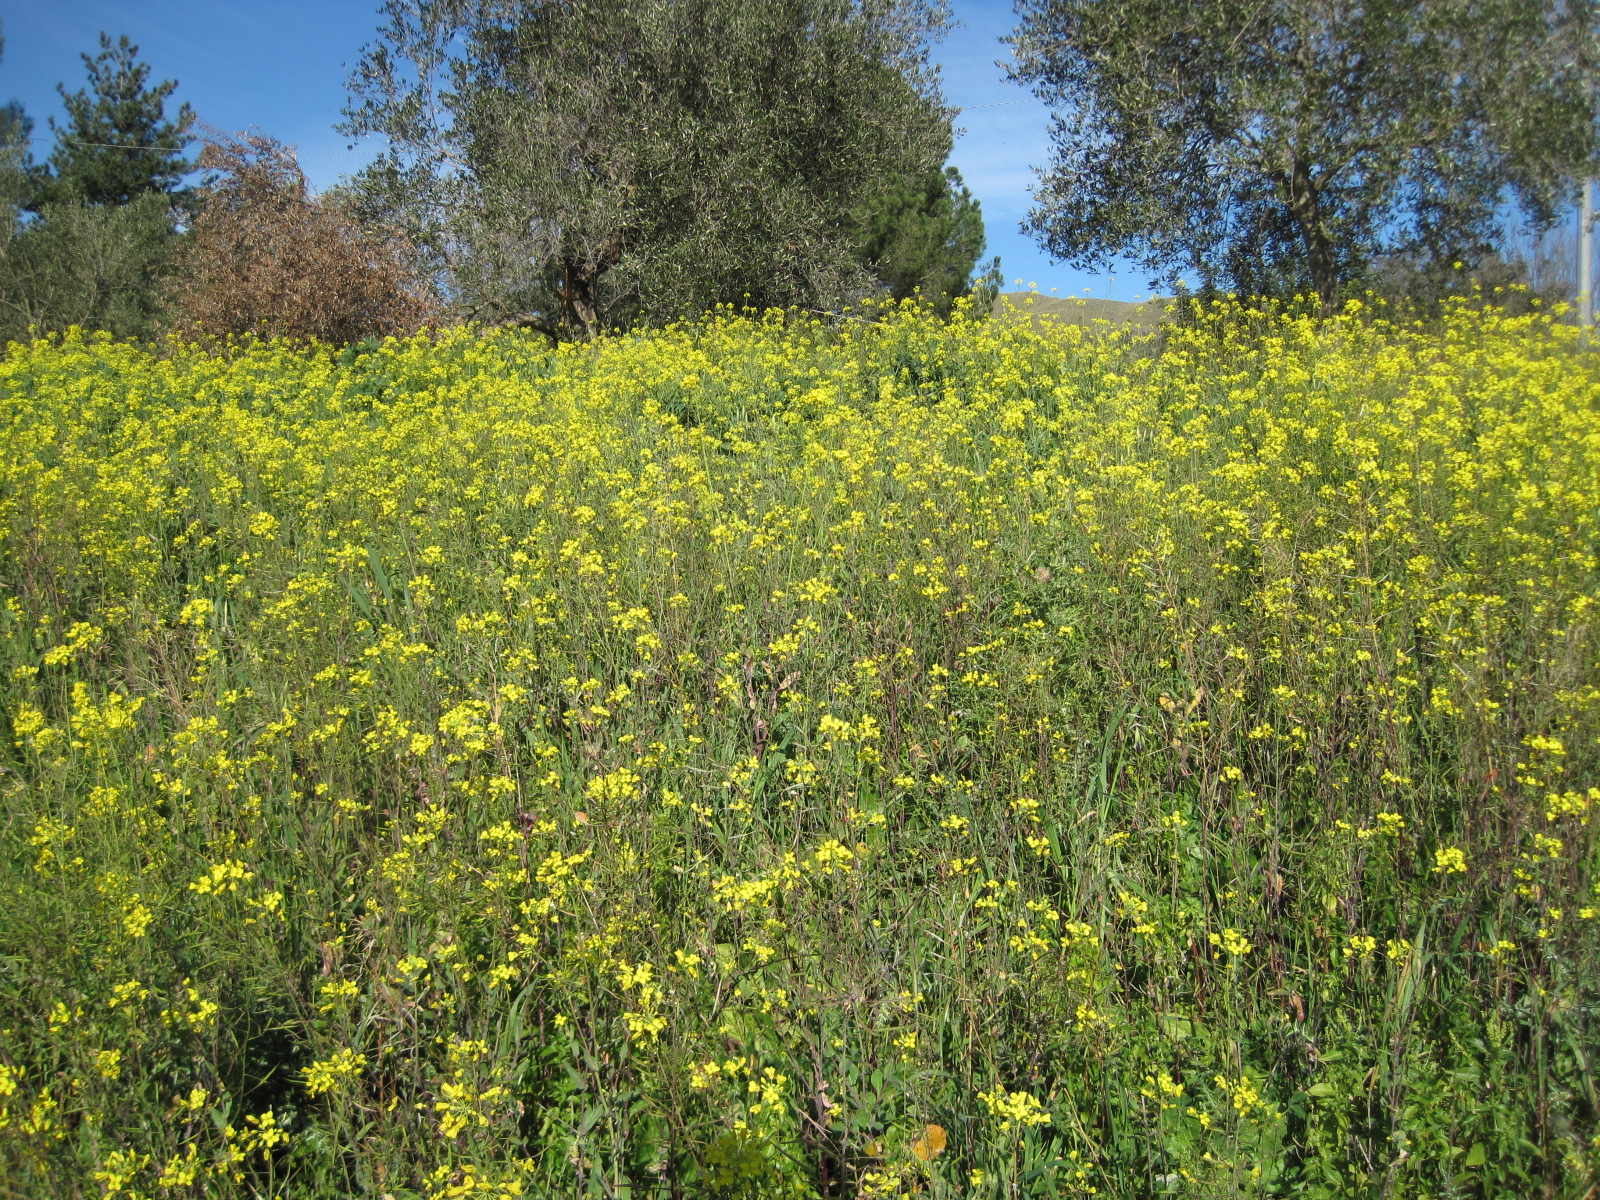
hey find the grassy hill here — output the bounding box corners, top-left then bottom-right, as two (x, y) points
(994, 291), (1172, 328)
(1, 303), (1597, 1198)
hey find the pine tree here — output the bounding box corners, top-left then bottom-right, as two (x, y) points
(1, 31), (190, 340)
(854, 165), (992, 315)
(30, 32), (193, 210)
(0, 24), (34, 218)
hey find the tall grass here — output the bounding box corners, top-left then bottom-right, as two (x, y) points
(1, 297), (1597, 1198)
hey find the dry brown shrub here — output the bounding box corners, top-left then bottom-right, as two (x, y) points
(169, 132), (438, 343)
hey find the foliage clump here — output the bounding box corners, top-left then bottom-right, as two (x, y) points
(26, 32), (193, 210)
(168, 133), (437, 344)
(854, 165), (997, 316)
(343, 0), (964, 337)
(0, 30), (191, 343)
(1009, 0), (1599, 310)
(0, 297), (1597, 1197)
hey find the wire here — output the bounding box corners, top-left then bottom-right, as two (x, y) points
(20, 137), (366, 156)
(959, 99), (1042, 110)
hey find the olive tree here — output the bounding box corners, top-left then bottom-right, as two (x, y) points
(343, 0), (958, 337)
(1009, 0), (1599, 309)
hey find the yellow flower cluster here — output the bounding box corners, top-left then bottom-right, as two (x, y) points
(3, 296), (1597, 1196)
(979, 1088), (1052, 1133)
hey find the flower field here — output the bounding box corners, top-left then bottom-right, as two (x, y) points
(1, 299), (1597, 1198)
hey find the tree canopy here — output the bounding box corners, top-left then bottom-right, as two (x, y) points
(1, 29), (191, 342)
(1009, 0), (1600, 309)
(29, 32), (193, 209)
(168, 133), (436, 343)
(0, 28), (32, 218)
(343, 0), (960, 337)
(854, 165), (995, 315)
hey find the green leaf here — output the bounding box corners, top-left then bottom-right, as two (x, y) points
(1158, 1013), (1194, 1041)
(1463, 1143), (1487, 1168)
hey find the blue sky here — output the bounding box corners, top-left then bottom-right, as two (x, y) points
(0, 0), (1158, 300)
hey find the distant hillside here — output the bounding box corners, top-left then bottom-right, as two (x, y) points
(993, 291), (1172, 328)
